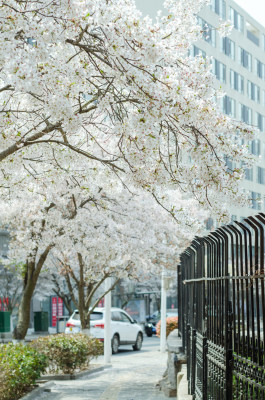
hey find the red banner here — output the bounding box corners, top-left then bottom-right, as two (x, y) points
(0, 297), (9, 311)
(51, 297), (57, 327)
(58, 297), (63, 317)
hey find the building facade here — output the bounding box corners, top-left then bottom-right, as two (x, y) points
(197, 0), (265, 223)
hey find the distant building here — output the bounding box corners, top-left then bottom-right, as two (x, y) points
(197, 0), (265, 222)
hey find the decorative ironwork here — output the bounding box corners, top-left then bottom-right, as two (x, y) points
(178, 213), (265, 399)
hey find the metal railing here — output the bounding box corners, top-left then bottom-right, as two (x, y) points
(178, 213), (265, 399)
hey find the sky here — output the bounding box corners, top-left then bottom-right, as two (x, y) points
(134, 0), (163, 18)
(234, 0), (265, 28)
(134, 0), (265, 28)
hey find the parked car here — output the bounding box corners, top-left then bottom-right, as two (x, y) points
(144, 309), (178, 337)
(65, 307), (143, 354)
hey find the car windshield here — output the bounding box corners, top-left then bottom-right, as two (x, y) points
(90, 312), (103, 320)
(72, 311), (103, 321)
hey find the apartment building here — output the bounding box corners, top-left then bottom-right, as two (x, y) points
(196, 0), (265, 224)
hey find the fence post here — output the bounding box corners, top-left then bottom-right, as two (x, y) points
(226, 300), (233, 399)
(191, 328), (196, 396)
(202, 336), (208, 399)
(187, 323), (191, 392)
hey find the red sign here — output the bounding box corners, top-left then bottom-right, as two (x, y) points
(52, 297), (57, 327)
(0, 297), (9, 311)
(58, 298), (63, 317)
(51, 297), (64, 327)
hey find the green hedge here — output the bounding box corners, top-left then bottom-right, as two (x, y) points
(0, 343), (47, 400)
(30, 333), (103, 374)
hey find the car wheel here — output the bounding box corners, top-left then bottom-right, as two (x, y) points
(133, 333), (143, 351)
(112, 334), (119, 354)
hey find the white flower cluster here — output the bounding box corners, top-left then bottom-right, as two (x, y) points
(0, 0), (256, 296)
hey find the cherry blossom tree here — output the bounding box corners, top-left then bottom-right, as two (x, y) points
(0, 0), (255, 220)
(0, 0), (257, 340)
(1, 164), (205, 337)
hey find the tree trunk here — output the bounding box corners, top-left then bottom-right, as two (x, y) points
(13, 277), (36, 339)
(79, 289), (88, 331)
(77, 253), (90, 331)
(13, 245), (53, 339)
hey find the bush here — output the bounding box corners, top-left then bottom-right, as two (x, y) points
(0, 342), (47, 400)
(30, 333), (103, 375)
(156, 316), (178, 338)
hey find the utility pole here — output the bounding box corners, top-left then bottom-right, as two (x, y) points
(104, 277), (112, 364)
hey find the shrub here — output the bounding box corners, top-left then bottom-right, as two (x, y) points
(156, 316), (178, 338)
(0, 342), (47, 400)
(30, 333), (103, 375)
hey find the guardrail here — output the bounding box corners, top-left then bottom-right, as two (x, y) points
(178, 213), (265, 399)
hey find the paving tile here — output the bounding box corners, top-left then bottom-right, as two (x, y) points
(39, 338), (181, 400)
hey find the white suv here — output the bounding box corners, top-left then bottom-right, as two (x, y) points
(65, 307), (143, 354)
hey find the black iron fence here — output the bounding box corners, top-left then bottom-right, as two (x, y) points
(178, 213), (265, 399)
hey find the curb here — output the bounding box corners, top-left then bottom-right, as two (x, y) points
(21, 365), (112, 399)
(37, 364), (112, 381)
(21, 381), (54, 400)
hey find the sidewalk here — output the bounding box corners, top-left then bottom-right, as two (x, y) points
(0, 331), (51, 343)
(37, 336), (183, 400)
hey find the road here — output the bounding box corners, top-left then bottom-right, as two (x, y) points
(39, 335), (170, 400)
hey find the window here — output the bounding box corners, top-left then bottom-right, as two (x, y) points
(262, 142), (265, 158)
(205, 217), (214, 230)
(241, 162), (253, 181)
(72, 312), (80, 320)
(256, 113), (265, 132)
(225, 156), (234, 171)
(241, 160), (253, 181)
(229, 7), (244, 32)
(192, 46), (206, 58)
(246, 21), (260, 46)
(239, 47), (252, 71)
(245, 168), (253, 181)
(198, 17), (216, 47)
(90, 312), (103, 320)
(257, 167), (265, 184)
(0, 233), (9, 257)
(222, 96), (236, 117)
(252, 192), (261, 210)
(111, 312), (122, 321)
(247, 81), (260, 103)
(240, 104), (252, 124)
(210, 0), (226, 19)
(120, 312), (132, 323)
(263, 91), (265, 107)
(212, 59), (226, 83)
(255, 59), (265, 80)
(244, 167), (253, 181)
(221, 37), (235, 59)
(230, 70), (244, 93)
(251, 139), (261, 156)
